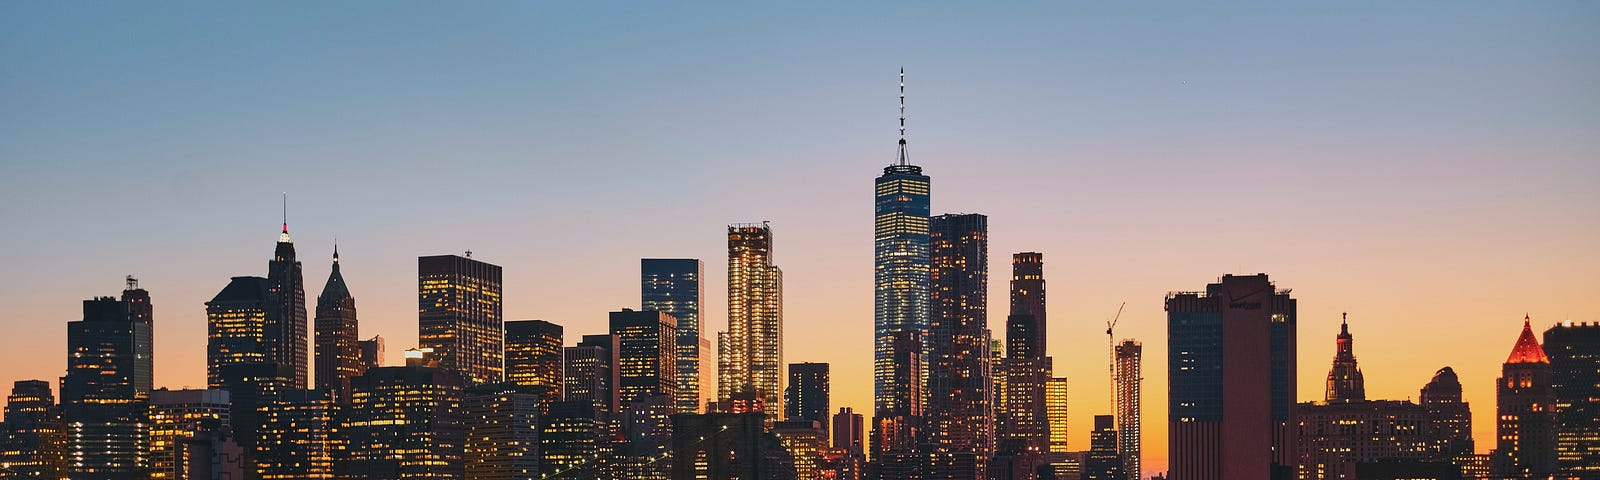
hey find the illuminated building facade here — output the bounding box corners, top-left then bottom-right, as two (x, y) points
(63, 283), (154, 480)
(1494, 316), (1557, 477)
(1, 380), (66, 479)
(418, 254), (503, 386)
(213, 362), (292, 461)
(1166, 274), (1298, 480)
(1086, 415), (1125, 480)
(720, 223), (784, 414)
(565, 334), (618, 415)
(1115, 339), (1142, 479)
(641, 258), (707, 413)
(314, 246), (360, 403)
(463, 384), (541, 480)
(925, 213), (991, 477)
(267, 223), (310, 389)
(1544, 320), (1600, 476)
(147, 389), (231, 480)
(874, 70), (933, 424)
(670, 412), (799, 480)
(344, 365), (466, 479)
(255, 390), (338, 480)
(1295, 399), (1434, 480)
(786, 363), (830, 439)
(504, 319), (563, 411)
(999, 252), (1051, 455)
(207, 276), (273, 388)
(1418, 367), (1474, 464)
(775, 420), (828, 480)
(611, 309), (679, 408)
(540, 400), (604, 480)
(1047, 377), (1069, 454)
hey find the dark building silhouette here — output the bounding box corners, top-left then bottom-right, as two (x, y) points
(1495, 316), (1557, 477)
(214, 362), (293, 465)
(540, 400), (605, 480)
(463, 383), (542, 480)
(872, 329), (924, 472)
(616, 393), (675, 480)
(267, 222), (310, 389)
(834, 406), (865, 455)
(314, 245), (360, 403)
(1418, 367), (1474, 465)
(875, 72), (933, 464)
(996, 252), (1051, 475)
(357, 335), (384, 372)
(344, 364), (466, 479)
(1, 380), (66, 479)
(1544, 320), (1600, 477)
(175, 418), (247, 480)
(1007, 252), (1047, 358)
(418, 254), (503, 386)
(671, 412), (799, 480)
(1325, 314), (1365, 403)
(612, 309), (679, 409)
(786, 362), (830, 436)
(504, 319), (563, 412)
(207, 276), (274, 387)
(565, 334), (619, 416)
(63, 281), (153, 480)
(1086, 415), (1125, 480)
(1166, 273), (1297, 480)
(642, 258), (708, 414)
(925, 213), (991, 479)
(255, 389), (338, 480)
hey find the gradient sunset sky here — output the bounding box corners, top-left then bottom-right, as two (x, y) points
(3, 2), (1597, 476)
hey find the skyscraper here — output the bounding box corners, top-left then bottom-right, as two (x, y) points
(786, 363), (831, 436)
(834, 407), (865, 455)
(1086, 415), (1125, 480)
(611, 309), (679, 408)
(267, 220), (310, 389)
(1114, 339), (1142, 479)
(344, 364), (466, 479)
(999, 252), (1052, 456)
(1, 380), (66, 479)
(256, 390), (339, 480)
(565, 334), (619, 415)
(1047, 377), (1069, 454)
(1324, 314), (1365, 403)
(1495, 316), (1557, 477)
(720, 223), (784, 416)
(541, 400), (604, 480)
(1544, 320), (1600, 476)
(463, 384), (542, 480)
(63, 281), (154, 480)
(874, 68), (932, 431)
(147, 389), (231, 480)
(1419, 367), (1474, 462)
(207, 276), (274, 388)
(314, 245), (360, 403)
(419, 254), (504, 386)
(926, 213), (991, 470)
(505, 319), (563, 411)
(1166, 273), (1298, 480)
(642, 258), (707, 413)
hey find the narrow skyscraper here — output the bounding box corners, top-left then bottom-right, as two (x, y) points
(565, 334), (619, 416)
(1166, 273), (1298, 480)
(314, 245), (360, 402)
(418, 254), (504, 385)
(207, 276), (274, 387)
(1114, 339), (1142, 479)
(642, 258), (707, 413)
(926, 213), (992, 476)
(267, 216), (310, 389)
(505, 319), (563, 411)
(999, 252), (1051, 454)
(720, 223), (784, 415)
(64, 280), (154, 480)
(1544, 320), (1600, 476)
(1086, 415), (1125, 480)
(1495, 316), (1557, 477)
(786, 363), (831, 436)
(1047, 377), (1069, 454)
(874, 68), (932, 437)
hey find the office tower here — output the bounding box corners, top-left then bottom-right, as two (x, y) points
(833, 407), (865, 455)
(1115, 339), (1142, 479)
(214, 362), (292, 460)
(267, 220), (310, 389)
(1495, 316), (1557, 477)
(207, 276), (274, 387)
(463, 384), (541, 480)
(875, 68), (932, 437)
(611, 309), (679, 408)
(314, 246), (360, 402)
(925, 213), (990, 456)
(1325, 314), (1365, 403)
(541, 400), (604, 480)
(1296, 399), (1435, 479)
(1544, 320), (1600, 476)
(1, 380), (66, 479)
(1166, 274), (1298, 480)
(1419, 367), (1474, 462)
(1008, 252), (1046, 357)
(872, 329), (924, 465)
(255, 390), (338, 480)
(720, 223), (784, 412)
(642, 258), (707, 413)
(617, 393), (675, 480)
(671, 412), (800, 480)
(566, 334), (619, 415)
(786, 363), (831, 435)
(344, 364), (466, 479)
(775, 419), (828, 480)
(357, 335), (384, 372)
(1047, 377), (1069, 454)
(148, 389), (232, 480)
(419, 254), (504, 385)
(175, 418), (246, 480)
(1000, 252), (1052, 454)
(504, 319), (563, 411)
(63, 283), (154, 480)
(1086, 415), (1125, 480)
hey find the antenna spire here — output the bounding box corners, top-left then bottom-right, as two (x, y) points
(897, 67), (909, 166)
(333, 236), (340, 263)
(278, 193), (292, 243)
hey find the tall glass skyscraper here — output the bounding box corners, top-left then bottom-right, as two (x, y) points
(874, 69), (931, 423)
(418, 254), (504, 386)
(927, 213), (991, 463)
(641, 258), (706, 414)
(720, 224), (783, 414)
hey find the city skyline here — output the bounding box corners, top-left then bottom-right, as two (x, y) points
(3, 3), (1598, 477)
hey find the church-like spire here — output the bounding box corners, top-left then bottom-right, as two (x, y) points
(1506, 314), (1550, 364)
(1326, 312), (1366, 403)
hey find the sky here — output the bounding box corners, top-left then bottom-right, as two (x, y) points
(2, 2), (1598, 476)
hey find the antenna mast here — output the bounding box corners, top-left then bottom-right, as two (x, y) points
(897, 68), (909, 166)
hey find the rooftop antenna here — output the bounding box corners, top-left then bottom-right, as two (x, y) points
(126, 275), (139, 291)
(897, 67), (909, 166)
(282, 192), (288, 234)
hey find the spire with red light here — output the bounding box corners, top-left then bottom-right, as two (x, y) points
(278, 192), (292, 243)
(1505, 314), (1550, 364)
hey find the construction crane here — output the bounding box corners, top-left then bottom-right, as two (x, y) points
(1106, 301), (1126, 422)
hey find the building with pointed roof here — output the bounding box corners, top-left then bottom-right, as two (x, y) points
(1495, 316), (1557, 477)
(1325, 313), (1366, 403)
(268, 210), (310, 389)
(315, 244), (361, 402)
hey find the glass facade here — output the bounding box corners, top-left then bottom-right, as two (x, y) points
(418, 254), (504, 386)
(927, 213), (991, 457)
(504, 319), (563, 412)
(641, 258), (706, 414)
(873, 164), (930, 417)
(721, 224), (783, 415)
